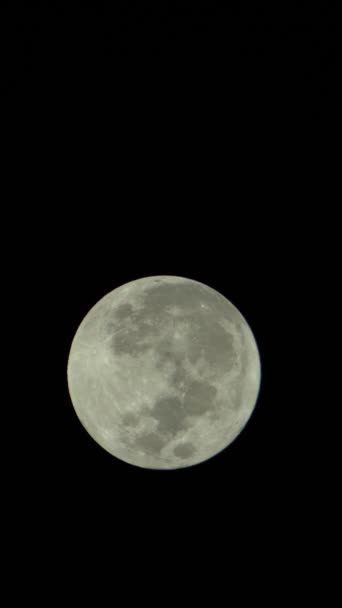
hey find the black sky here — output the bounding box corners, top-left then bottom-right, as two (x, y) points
(3, 1), (337, 594)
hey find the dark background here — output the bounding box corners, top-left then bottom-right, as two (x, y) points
(3, 0), (337, 597)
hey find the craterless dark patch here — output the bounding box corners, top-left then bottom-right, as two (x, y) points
(174, 443), (196, 458)
(152, 396), (187, 435)
(134, 432), (165, 454)
(184, 380), (217, 415)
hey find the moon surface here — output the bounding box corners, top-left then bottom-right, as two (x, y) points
(67, 276), (261, 469)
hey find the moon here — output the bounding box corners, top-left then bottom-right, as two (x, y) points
(67, 276), (261, 469)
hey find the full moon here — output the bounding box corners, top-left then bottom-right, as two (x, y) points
(67, 276), (261, 469)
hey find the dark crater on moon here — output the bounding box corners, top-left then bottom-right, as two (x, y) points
(152, 396), (187, 434)
(170, 365), (187, 388)
(143, 282), (208, 312)
(135, 432), (165, 455)
(187, 315), (235, 369)
(151, 380), (217, 437)
(184, 380), (217, 415)
(144, 280), (240, 326)
(122, 412), (139, 427)
(110, 315), (155, 356)
(115, 303), (134, 321)
(155, 338), (187, 371)
(109, 281), (238, 377)
(174, 443), (196, 459)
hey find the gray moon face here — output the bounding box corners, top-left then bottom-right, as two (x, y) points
(67, 276), (261, 469)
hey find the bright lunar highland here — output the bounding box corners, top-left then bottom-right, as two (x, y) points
(67, 276), (261, 469)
